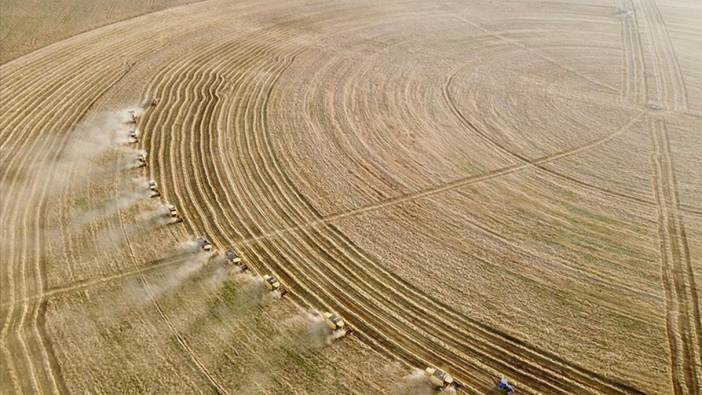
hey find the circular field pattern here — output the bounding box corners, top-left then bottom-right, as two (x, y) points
(2, 1), (702, 394)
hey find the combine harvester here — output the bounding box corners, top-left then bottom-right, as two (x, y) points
(136, 153), (147, 168)
(323, 311), (349, 338)
(166, 204), (182, 223)
(497, 378), (515, 394)
(127, 109), (140, 124)
(196, 237), (213, 252)
(148, 180), (160, 197)
(262, 274), (286, 296)
(424, 367), (462, 392)
(128, 127), (139, 143)
(225, 248), (247, 270)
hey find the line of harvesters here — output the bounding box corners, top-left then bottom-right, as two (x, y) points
(123, 101), (515, 394)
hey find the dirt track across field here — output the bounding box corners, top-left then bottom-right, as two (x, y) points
(1, 0), (701, 393)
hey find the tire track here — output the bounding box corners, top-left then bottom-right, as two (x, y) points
(617, 0), (647, 105)
(636, 0), (688, 111)
(120, 219), (229, 395)
(315, 12), (452, 199)
(0, 253), (196, 309)
(31, 67), (139, 395)
(649, 117), (701, 395)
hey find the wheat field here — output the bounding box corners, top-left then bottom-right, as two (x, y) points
(1, 0), (701, 394)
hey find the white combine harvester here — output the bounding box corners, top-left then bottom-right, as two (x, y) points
(148, 180), (159, 197)
(136, 153), (147, 168)
(196, 237), (212, 252)
(127, 109), (140, 124)
(128, 127), (139, 143)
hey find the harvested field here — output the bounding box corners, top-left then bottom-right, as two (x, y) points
(1, 0), (701, 394)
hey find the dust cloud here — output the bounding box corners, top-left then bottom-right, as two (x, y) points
(282, 310), (346, 349)
(392, 368), (435, 395)
(145, 250), (212, 300)
(71, 189), (147, 231)
(119, 247), (214, 308)
(46, 107), (147, 191)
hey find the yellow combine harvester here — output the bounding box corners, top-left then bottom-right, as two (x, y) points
(166, 204), (182, 223)
(323, 312), (345, 332)
(424, 367), (459, 392)
(225, 249), (247, 270)
(263, 274), (286, 295)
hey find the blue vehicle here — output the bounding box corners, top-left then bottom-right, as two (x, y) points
(498, 378), (514, 394)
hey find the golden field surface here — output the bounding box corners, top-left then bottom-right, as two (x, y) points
(0, 0), (197, 63)
(1, 0), (701, 394)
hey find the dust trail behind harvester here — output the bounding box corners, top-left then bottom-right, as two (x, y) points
(46, 106), (178, 251)
(71, 189), (147, 231)
(392, 368), (436, 395)
(93, 201), (176, 249)
(47, 108), (145, 191)
(1, 108), (141, 208)
(230, 272), (269, 310)
(282, 310), (344, 350)
(21, 107), (170, 258)
(123, 244), (213, 306)
(200, 263), (231, 291)
(145, 251), (211, 300)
